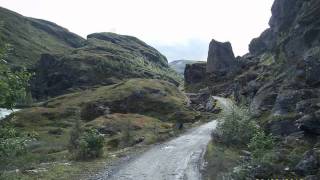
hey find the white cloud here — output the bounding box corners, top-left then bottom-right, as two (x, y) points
(0, 0), (274, 61)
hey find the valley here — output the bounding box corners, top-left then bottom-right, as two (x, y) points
(1, 0), (320, 179)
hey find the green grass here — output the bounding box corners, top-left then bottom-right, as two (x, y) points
(203, 141), (241, 180)
(45, 78), (194, 121)
(1, 111), (177, 179)
(0, 7), (182, 86)
(0, 7), (85, 67)
(1, 79), (194, 178)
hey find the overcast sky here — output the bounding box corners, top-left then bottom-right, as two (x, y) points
(1, 0), (274, 61)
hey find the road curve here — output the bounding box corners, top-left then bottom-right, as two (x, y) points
(96, 120), (217, 180)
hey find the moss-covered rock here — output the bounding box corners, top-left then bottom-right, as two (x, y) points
(43, 78), (197, 122)
(31, 33), (181, 99)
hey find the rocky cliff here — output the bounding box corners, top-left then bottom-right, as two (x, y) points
(184, 39), (241, 94)
(184, 62), (207, 92)
(188, 0), (320, 129)
(243, 0), (320, 121)
(206, 40), (238, 75)
(186, 0), (320, 178)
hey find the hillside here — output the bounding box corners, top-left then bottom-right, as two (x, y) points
(0, 7), (181, 99)
(0, 7), (86, 67)
(0, 79), (200, 179)
(31, 32), (181, 99)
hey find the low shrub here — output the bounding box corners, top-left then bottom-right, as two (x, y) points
(215, 104), (258, 146)
(248, 130), (275, 161)
(76, 129), (104, 160)
(69, 119), (105, 160)
(211, 100), (278, 178)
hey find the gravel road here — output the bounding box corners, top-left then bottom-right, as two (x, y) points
(94, 120), (217, 180)
(92, 97), (229, 180)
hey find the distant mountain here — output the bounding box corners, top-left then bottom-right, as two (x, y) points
(169, 60), (202, 75)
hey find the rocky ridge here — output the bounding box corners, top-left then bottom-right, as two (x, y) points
(31, 32), (180, 99)
(186, 0), (320, 178)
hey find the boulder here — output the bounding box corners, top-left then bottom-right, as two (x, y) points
(266, 118), (300, 136)
(303, 48), (320, 87)
(296, 98), (320, 115)
(206, 39), (238, 75)
(185, 90), (218, 113)
(97, 126), (119, 136)
(294, 150), (320, 176)
(272, 90), (318, 115)
(296, 114), (320, 135)
(250, 82), (278, 116)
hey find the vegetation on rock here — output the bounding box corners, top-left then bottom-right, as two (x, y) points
(31, 33), (182, 99)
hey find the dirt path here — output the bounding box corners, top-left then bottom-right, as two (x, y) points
(93, 121), (217, 180)
(91, 97), (230, 180)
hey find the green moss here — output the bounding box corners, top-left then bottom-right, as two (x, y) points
(259, 53), (275, 66)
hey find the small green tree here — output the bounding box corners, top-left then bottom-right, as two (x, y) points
(0, 44), (31, 109)
(0, 43), (31, 159)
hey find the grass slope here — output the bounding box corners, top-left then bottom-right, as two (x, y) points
(0, 7), (85, 67)
(1, 79), (199, 179)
